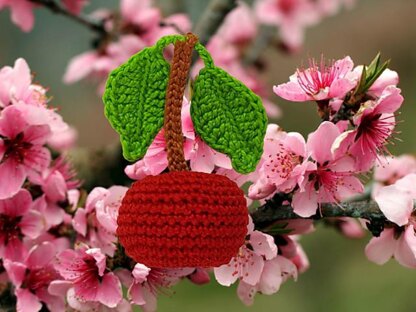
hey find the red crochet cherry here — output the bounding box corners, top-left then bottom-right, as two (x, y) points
(114, 34), (249, 268)
(117, 171), (248, 268)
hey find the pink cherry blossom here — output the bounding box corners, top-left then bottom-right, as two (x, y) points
(237, 255), (297, 306)
(72, 186), (127, 256)
(120, 0), (161, 32)
(372, 155), (416, 196)
(255, 0), (321, 50)
(0, 106), (51, 199)
(116, 264), (193, 311)
(365, 173), (416, 268)
(55, 246), (123, 307)
(64, 35), (146, 89)
(333, 86), (403, 171)
(4, 242), (64, 311)
(0, 0), (36, 32)
(214, 216), (278, 287)
(0, 189), (43, 261)
(27, 157), (80, 229)
(292, 122), (364, 217)
(273, 56), (357, 101)
(217, 2), (258, 46)
(249, 124), (308, 199)
(187, 268), (211, 285)
(61, 0), (87, 15)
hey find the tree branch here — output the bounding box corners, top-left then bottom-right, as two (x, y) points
(243, 25), (276, 66)
(251, 193), (390, 237)
(29, 0), (107, 35)
(193, 0), (237, 45)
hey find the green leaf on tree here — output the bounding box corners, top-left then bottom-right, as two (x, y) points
(102, 46), (170, 162)
(191, 65), (268, 174)
(354, 53), (390, 95)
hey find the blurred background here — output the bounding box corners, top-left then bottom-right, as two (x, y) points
(0, 0), (415, 311)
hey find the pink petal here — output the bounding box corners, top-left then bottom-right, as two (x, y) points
(276, 255), (298, 282)
(63, 51), (99, 84)
(236, 281), (257, 306)
(250, 231), (277, 260)
(375, 185), (412, 226)
(241, 252), (264, 286)
(129, 283), (146, 305)
(0, 188), (31, 216)
(0, 105), (27, 138)
(329, 78), (356, 98)
(132, 263), (151, 283)
(188, 268), (210, 285)
(23, 124), (50, 145)
(214, 257), (240, 286)
(3, 259), (27, 287)
(248, 177), (276, 200)
(96, 272), (122, 308)
(365, 228), (396, 265)
(23, 145), (51, 173)
(190, 138), (216, 173)
(61, 0), (86, 15)
(43, 171), (67, 202)
(273, 82), (311, 102)
(16, 288), (42, 312)
(4, 236), (27, 261)
(27, 242), (56, 268)
(369, 69), (399, 97)
(258, 257), (283, 295)
(292, 186), (318, 217)
(35, 288), (66, 312)
(72, 208), (88, 236)
(54, 249), (84, 280)
(85, 187), (108, 211)
(307, 121), (340, 164)
(373, 86), (403, 115)
(20, 210), (44, 239)
(395, 225), (416, 268)
(48, 280), (72, 297)
(86, 248), (106, 276)
(10, 0), (35, 32)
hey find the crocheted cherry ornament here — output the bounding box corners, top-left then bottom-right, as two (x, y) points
(103, 33), (267, 268)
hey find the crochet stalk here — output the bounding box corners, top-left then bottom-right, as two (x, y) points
(164, 33), (198, 171)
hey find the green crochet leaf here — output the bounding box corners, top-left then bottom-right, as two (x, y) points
(103, 46), (170, 162)
(191, 66), (268, 174)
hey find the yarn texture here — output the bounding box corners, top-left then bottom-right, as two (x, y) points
(164, 33), (198, 171)
(191, 44), (268, 174)
(103, 36), (180, 162)
(116, 171), (249, 268)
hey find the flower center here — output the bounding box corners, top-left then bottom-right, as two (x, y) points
(355, 113), (395, 155)
(0, 214), (22, 244)
(2, 132), (32, 164)
(297, 57), (343, 96)
(265, 144), (301, 181)
(277, 0), (297, 14)
(25, 265), (59, 291)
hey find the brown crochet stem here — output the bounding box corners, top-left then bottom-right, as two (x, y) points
(164, 33), (198, 172)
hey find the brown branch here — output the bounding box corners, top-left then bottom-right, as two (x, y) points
(29, 0), (107, 35)
(251, 193), (390, 237)
(193, 0), (237, 45)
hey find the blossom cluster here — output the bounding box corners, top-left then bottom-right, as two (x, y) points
(61, 0), (356, 117)
(1, 0), (415, 311)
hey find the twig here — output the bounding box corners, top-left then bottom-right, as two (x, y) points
(193, 0), (237, 45)
(29, 0), (107, 35)
(251, 193), (389, 237)
(243, 25), (276, 66)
